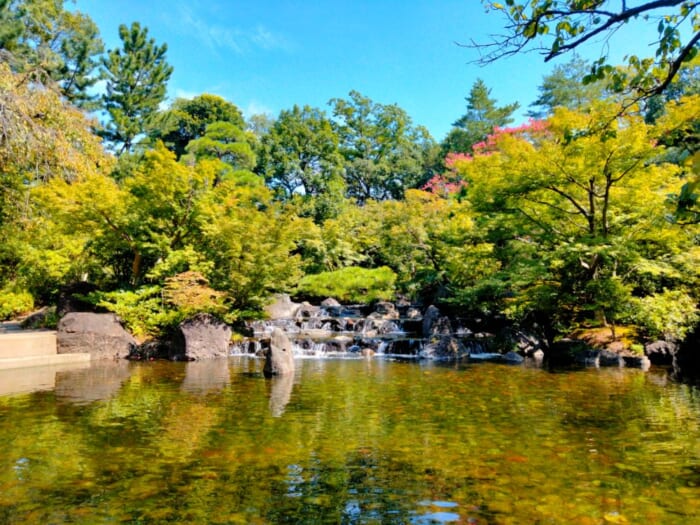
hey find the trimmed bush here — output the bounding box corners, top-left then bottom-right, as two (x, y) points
(296, 266), (396, 304)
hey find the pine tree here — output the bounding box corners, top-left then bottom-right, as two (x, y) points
(100, 22), (173, 155)
(441, 79), (519, 154)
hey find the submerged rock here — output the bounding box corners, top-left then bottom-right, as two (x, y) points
(622, 354), (651, 371)
(57, 313), (137, 359)
(502, 351), (525, 364)
(599, 349), (624, 367)
(264, 327), (295, 377)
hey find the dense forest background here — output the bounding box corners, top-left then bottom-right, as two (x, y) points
(0, 0), (698, 348)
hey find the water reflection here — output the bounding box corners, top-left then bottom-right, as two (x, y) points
(268, 372), (294, 417)
(0, 360), (698, 523)
(0, 361), (91, 397)
(180, 359), (230, 395)
(55, 360), (132, 405)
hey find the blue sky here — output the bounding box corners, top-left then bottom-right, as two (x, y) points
(80, 1), (663, 141)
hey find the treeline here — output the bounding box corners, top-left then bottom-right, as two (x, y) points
(0, 0), (698, 346)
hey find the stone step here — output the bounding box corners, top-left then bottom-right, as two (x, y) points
(0, 331), (57, 358)
(0, 352), (90, 371)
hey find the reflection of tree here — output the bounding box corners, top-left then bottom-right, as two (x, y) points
(0, 361), (698, 522)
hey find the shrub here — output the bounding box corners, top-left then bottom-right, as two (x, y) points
(296, 266), (396, 304)
(629, 289), (699, 340)
(0, 288), (34, 320)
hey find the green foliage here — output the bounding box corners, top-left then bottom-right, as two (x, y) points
(528, 55), (608, 118)
(258, 104), (346, 222)
(150, 94), (246, 158)
(481, 1), (699, 99)
(628, 290), (699, 341)
(0, 285), (33, 320)
(296, 266), (396, 304)
(0, 0), (104, 108)
(443, 78), (519, 154)
(329, 90), (438, 202)
(88, 286), (180, 338)
(100, 22), (173, 155)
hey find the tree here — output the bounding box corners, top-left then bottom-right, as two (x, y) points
(329, 90), (438, 203)
(185, 122), (258, 187)
(441, 78), (519, 153)
(100, 22), (173, 155)
(449, 99), (698, 337)
(257, 105), (346, 221)
(528, 55), (607, 118)
(0, 0), (104, 108)
(150, 94), (246, 158)
(0, 61), (111, 303)
(476, 1), (700, 99)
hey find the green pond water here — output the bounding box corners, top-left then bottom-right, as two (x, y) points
(0, 358), (699, 524)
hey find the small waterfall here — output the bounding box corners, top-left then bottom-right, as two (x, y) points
(235, 298), (509, 361)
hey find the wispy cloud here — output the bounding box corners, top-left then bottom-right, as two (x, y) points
(168, 3), (291, 55)
(243, 100), (274, 118)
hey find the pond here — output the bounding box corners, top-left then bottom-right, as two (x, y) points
(0, 358), (698, 524)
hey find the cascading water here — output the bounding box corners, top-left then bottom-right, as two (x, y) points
(230, 298), (502, 361)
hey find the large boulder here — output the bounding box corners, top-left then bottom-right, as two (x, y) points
(645, 339), (678, 366)
(422, 305), (441, 337)
(264, 327), (295, 377)
(420, 336), (469, 361)
(264, 294), (301, 320)
(170, 314), (232, 361)
(369, 302), (399, 320)
(57, 313), (137, 359)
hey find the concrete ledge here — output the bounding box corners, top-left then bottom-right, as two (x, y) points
(0, 352), (90, 370)
(0, 331), (57, 358)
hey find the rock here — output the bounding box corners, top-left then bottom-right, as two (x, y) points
(406, 307), (422, 320)
(361, 348), (375, 358)
(574, 349), (600, 367)
(57, 312), (137, 359)
(433, 316), (453, 336)
(503, 351), (525, 364)
(599, 349), (624, 367)
(264, 294), (300, 320)
(320, 297), (342, 316)
(420, 336), (469, 361)
(512, 330), (544, 356)
(264, 327), (295, 377)
(372, 301), (399, 320)
(549, 338), (589, 365)
(622, 354), (651, 371)
(422, 305), (441, 337)
(56, 282), (101, 317)
(170, 314), (232, 361)
(20, 307), (53, 330)
(468, 352), (505, 362)
(645, 340), (677, 366)
(296, 302), (321, 319)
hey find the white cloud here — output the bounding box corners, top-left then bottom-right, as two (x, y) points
(169, 3), (290, 55)
(243, 100), (274, 118)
